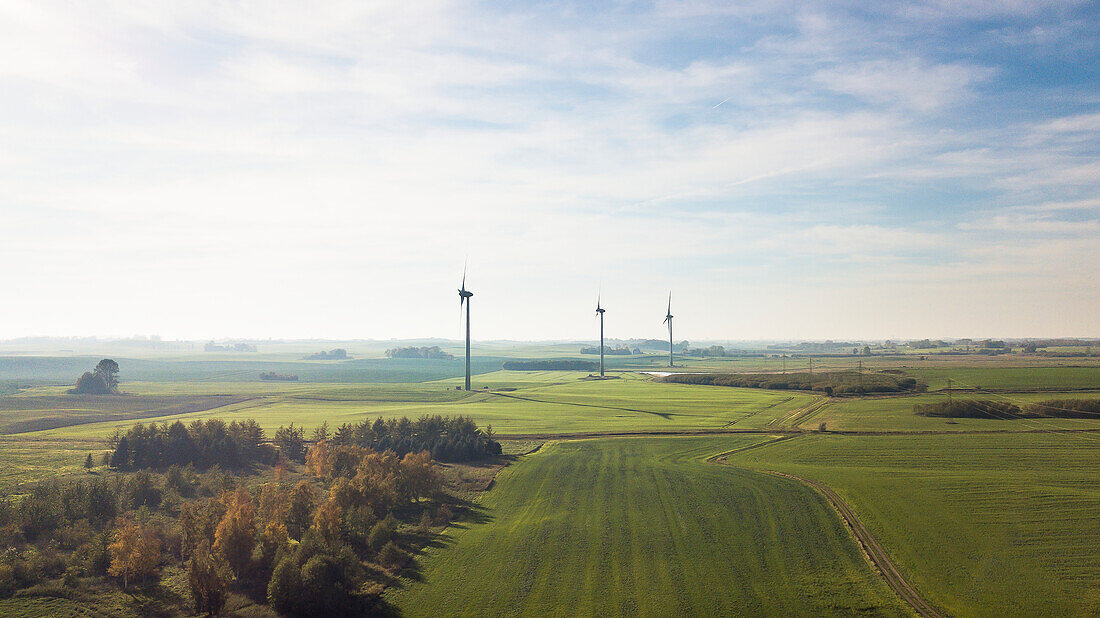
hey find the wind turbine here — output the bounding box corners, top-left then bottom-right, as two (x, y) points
(595, 293), (606, 377)
(663, 292), (674, 368)
(458, 263), (473, 391)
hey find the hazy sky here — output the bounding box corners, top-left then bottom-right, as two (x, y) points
(2, 1), (1098, 341)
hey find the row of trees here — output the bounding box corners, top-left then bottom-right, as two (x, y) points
(384, 346), (455, 360)
(314, 415), (502, 462)
(108, 414), (501, 472)
(304, 348), (348, 360)
(502, 360), (599, 371)
(108, 419), (273, 470)
(663, 371), (924, 395)
(580, 345), (636, 355)
(915, 398), (1100, 419)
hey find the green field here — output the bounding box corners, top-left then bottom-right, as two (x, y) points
(728, 432), (1100, 616)
(18, 373), (817, 441)
(784, 391), (1100, 432)
(387, 437), (910, 616)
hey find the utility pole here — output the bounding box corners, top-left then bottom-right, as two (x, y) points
(808, 357), (813, 388)
(857, 359), (862, 388)
(946, 378), (952, 402)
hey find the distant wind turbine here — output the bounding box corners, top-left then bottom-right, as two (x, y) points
(595, 292), (606, 377)
(663, 292), (674, 368)
(458, 263), (473, 391)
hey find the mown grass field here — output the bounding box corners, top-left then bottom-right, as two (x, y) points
(728, 432), (1100, 616)
(387, 437), (910, 617)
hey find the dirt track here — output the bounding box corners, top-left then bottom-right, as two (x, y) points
(765, 470), (945, 618)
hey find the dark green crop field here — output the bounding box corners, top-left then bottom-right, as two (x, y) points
(387, 437), (910, 617)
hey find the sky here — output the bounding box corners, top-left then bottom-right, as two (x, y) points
(1, 0), (1098, 342)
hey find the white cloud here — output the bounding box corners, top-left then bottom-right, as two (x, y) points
(815, 59), (993, 112)
(0, 0), (1096, 339)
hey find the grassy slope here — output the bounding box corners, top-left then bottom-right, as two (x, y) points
(729, 433), (1100, 616)
(0, 437), (107, 495)
(24, 373), (815, 440)
(387, 437), (910, 617)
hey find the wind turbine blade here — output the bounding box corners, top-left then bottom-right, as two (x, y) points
(667, 292), (671, 315)
(461, 258), (467, 290)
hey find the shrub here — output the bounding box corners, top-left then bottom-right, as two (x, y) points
(268, 530), (366, 617)
(367, 515), (397, 552)
(377, 541), (405, 569)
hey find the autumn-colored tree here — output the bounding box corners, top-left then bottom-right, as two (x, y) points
(108, 520), (160, 588)
(286, 481), (317, 540)
(305, 441), (330, 478)
(258, 520), (290, 569)
(400, 450), (442, 502)
(354, 450), (400, 512)
(213, 489), (255, 578)
(187, 539), (228, 615)
(313, 497), (343, 540)
(257, 482), (288, 528)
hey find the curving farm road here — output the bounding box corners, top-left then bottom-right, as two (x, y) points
(765, 470), (945, 618)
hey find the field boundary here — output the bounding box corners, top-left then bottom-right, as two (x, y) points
(763, 470), (945, 618)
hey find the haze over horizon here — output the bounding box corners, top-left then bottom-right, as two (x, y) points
(2, 1), (1098, 341)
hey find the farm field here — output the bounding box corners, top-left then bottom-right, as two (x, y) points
(386, 436), (911, 617)
(18, 373), (816, 441)
(728, 432), (1100, 616)
(776, 391), (1100, 432)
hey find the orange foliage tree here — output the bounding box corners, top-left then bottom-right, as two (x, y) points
(213, 488), (256, 578)
(108, 520), (161, 588)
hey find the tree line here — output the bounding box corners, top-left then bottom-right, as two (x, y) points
(304, 348), (348, 360)
(580, 345), (636, 355)
(384, 346), (455, 360)
(502, 360), (599, 371)
(108, 419), (274, 470)
(663, 371), (925, 395)
(107, 414), (502, 472)
(311, 415), (502, 463)
(915, 398), (1100, 419)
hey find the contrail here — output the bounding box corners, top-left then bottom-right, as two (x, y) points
(712, 96), (733, 109)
